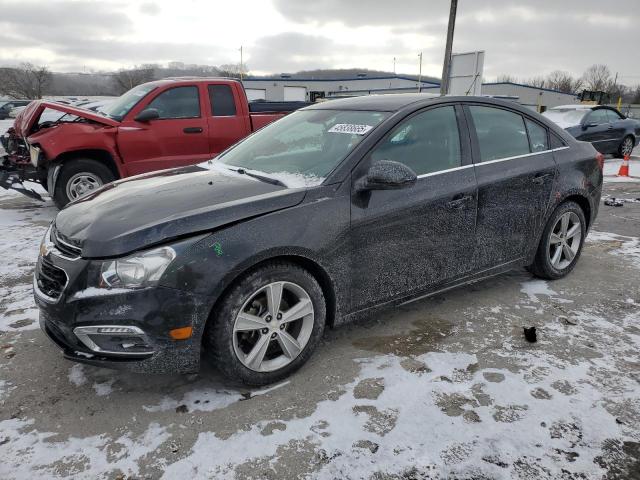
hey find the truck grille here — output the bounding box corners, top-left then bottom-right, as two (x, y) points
(36, 257), (68, 300)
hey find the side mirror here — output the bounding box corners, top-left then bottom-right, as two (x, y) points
(582, 122), (597, 130)
(134, 108), (160, 123)
(355, 160), (417, 192)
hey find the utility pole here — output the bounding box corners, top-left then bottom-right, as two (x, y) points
(440, 0), (458, 96)
(240, 46), (244, 82)
(393, 57), (396, 75)
(418, 52), (423, 93)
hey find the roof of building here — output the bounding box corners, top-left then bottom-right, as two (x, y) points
(243, 75), (440, 85)
(483, 81), (577, 96)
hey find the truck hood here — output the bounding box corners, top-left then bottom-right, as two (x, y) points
(54, 165), (306, 258)
(13, 100), (119, 137)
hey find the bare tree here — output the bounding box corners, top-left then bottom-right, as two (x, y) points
(217, 63), (249, 79)
(0, 63), (52, 99)
(582, 64), (612, 91)
(546, 70), (583, 94)
(496, 74), (518, 83)
(112, 65), (155, 94)
(522, 76), (546, 88)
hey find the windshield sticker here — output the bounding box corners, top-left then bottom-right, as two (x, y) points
(328, 124), (373, 135)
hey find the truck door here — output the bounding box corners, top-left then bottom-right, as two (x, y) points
(117, 85), (210, 176)
(205, 83), (250, 157)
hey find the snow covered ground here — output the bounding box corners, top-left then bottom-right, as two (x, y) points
(0, 183), (639, 479)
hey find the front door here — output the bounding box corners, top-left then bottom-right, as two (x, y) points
(466, 104), (557, 269)
(578, 109), (616, 153)
(118, 85), (210, 176)
(349, 105), (478, 312)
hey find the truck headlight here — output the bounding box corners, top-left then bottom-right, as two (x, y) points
(100, 246), (176, 289)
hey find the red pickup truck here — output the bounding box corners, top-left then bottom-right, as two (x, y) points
(0, 78), (307, 207)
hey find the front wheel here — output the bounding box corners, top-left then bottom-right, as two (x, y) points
(205, 262), (326, 386)
(528, 201), (586, 280)
(53, 159), (115, 208)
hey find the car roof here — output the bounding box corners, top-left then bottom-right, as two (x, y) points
(305, 93), (532, 112)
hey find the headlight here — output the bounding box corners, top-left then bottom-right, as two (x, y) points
(39, 225), (52, 257)
(99, 246), (176, 289)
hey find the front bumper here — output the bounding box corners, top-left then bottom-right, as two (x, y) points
(36, 274), (211, 374)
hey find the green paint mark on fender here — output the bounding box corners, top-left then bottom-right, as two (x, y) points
(213, 242), (223, 256)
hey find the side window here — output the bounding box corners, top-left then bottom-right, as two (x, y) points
(147, 86), (200, 119)
(209, 85), (237, 116)
(469, 106), (530, 161)
(550, 133), (566, 149)
(525, 119), (548, 152)
(369, 106), (461, 176)
(605, 110), (622, 122)
(587, 109), (609, 125)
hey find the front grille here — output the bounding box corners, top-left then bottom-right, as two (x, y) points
(52, 228), (82, 259)
(36, 257), (68, 300)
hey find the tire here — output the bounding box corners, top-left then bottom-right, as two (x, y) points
(52, 159), (115, 209)
(615, 135), (634, 159)
(205, 262), (326, 386)
(527, 201), (586, 280)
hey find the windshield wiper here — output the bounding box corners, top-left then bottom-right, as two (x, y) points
(227, 167), (287, 187)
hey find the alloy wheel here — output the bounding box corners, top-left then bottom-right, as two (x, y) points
(232, 281), (314, 372)
(621, 137), (634, 156)
(548, 212), (582, 270)
(66, 172), (103, 200)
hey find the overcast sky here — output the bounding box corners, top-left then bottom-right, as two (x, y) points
(1, 0), (638, 83)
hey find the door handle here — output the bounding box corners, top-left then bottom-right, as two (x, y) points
(183, 127), (203, 134)
(446, 195), (472, 209)
(532, 173), (552, 185)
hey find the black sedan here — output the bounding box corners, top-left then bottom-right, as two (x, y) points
(543, 105), (640, 157)
(35, 95), (603, 385)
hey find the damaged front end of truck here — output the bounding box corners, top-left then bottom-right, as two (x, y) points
(0, 100), (119, 202)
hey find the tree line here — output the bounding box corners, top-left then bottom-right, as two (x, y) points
(497, 64), (640, 103)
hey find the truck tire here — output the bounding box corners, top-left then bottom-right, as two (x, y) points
(204, 261), (326, 386)
(53, 159), (115, 209)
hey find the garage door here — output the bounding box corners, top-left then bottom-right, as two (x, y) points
(284, 86), (307, 102)
(245, 89), (266, 101)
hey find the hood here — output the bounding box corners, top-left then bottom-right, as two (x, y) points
(54, 165), (306, 258)
(13, 100), (119, 137)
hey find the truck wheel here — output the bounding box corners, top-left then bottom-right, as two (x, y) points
(53, 159), (115, 208)
(204, 262), (326, 386)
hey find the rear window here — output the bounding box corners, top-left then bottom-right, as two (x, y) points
(209, 85), (237, 116)
(469, 106), (531, 162)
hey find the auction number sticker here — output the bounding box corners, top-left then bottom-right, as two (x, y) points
(328, 124), (373, 135)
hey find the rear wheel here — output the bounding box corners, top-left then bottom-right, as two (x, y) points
(528, 201), (586, 280)
(205, 262), (326, 386)
(53, 159), (115, 208)
(615, 135), (634, 158)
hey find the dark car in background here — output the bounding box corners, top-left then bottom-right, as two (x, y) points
(35, 95), (603, 385)
(0, 99), (32, 120)
(543, 105), (640, 157)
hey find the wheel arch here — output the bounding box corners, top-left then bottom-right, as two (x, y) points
(53, 149), (121, 180)
(204, 253), (338, 337)
(563, 194), (592, 230)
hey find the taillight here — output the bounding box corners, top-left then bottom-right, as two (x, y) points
(595, 153), (605, 170)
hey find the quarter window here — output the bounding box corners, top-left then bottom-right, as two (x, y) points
(370, 106), (461, 175)
(146, 86), (200, 119)
(525, 119), (548, 152)
(469, 106), (530, 162)
(209, 84), (237, 116)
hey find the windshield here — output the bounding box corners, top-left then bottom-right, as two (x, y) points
(101, 83), (157, 121)
(543, 108), (588, 127)
(213, 109), (388, 187)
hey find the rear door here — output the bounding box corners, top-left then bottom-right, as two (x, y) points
(117, 85), (210, 175)
(349, 105), (478, 311)
(465, 104), (557, 269)
(579, 109), (615, 153)
(205, 83), (251, 157)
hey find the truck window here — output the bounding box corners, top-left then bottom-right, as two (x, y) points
(147, 86), (200, 119)
(208, 85), (237, 117)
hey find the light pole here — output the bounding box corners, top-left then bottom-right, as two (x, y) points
(418, 52), (423, 93)
(440, 0), (458, 96)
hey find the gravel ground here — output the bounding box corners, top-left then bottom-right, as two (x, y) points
(0, 158), (639, 478)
